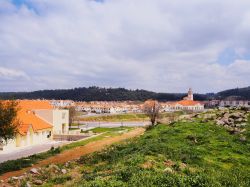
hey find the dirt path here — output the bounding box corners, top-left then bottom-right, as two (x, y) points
(0, 128), (145, 181)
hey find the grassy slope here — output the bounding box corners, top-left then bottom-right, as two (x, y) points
(59, 119), (250, 186)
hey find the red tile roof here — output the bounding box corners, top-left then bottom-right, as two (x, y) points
(175, 100), (202, 106)
(17, 100), (53, 135)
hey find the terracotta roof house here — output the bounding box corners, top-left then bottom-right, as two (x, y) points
(1, 100), (69, 152)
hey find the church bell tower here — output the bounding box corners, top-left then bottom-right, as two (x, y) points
(188, 88), (193, 101)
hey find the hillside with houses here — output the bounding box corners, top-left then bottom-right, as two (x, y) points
(0, 88), (249, 186)
(1, 106), (249, 186)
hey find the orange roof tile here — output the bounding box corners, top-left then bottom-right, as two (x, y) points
(175, 100), (202, 106)
(18, 124), (32, 136)
(16, 100), (53, 135)
(18, 100), (53, 110)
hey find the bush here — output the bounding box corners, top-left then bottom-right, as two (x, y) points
(50, 175), (72, 184)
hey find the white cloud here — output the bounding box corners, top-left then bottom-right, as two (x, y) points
(0, 67), (28, 80)
(0, 0), (250, 93)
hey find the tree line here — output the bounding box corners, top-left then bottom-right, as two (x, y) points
(0, 86), (250, 101)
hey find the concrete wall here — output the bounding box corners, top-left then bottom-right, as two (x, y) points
(35, 109), (69, 135)
(53, 134), (88, 141)
(52, 109), (69, 134)
(162, 104), (204, 112)
(1, 138), (16, 151)
(1, 126), (51, 152)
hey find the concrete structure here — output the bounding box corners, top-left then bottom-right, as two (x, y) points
(35, 109), (69, 134)
(205, 99), (250, 108)
(183, 88), (194, 101)
(219, 100), (250, 108)
(50, 100), (75, 108)
(0, 100), (69, 152)
(75, 101), (143, 114)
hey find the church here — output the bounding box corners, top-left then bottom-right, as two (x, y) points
(162, 88), (204, 112)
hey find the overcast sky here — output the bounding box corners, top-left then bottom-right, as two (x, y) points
(1, 0), (250, 93)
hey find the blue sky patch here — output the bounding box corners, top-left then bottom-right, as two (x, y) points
(217, 48), (239, 65)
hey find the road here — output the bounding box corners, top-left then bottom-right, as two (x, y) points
(0, 141), (67, 163)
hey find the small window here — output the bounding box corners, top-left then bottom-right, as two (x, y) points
(47, 131), (51, 138)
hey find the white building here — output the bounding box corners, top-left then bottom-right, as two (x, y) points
(0, 100), (69, 152)
(34, 109), (69, 134)
(50, 100), (75, 108)
(219, 100), (250, 108)
(161, 88), (204, 112)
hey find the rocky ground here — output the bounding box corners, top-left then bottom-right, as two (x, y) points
(4, 162), (74, 186)
(201, 108), (248, 134)
(179, 107), (249, 142)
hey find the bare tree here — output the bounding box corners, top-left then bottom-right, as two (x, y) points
(0, 100), (20, 145)
(143, 99), (161, 127)
(68, 107), (77, 128)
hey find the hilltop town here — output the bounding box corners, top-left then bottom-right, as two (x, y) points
(2, 88), (250, 153)
(0, 89), (249, 186)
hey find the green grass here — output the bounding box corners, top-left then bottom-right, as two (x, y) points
(69, 128), (80, 131)
(77, 113), (149, 122)
(0, 127), (134, 176)
(81, 127), (133, 133)
(61, 128), (133, 151)
(44, 116), (250, 186)
(70, 123), (81, 127)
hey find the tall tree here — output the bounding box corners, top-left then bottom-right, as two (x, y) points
(0, 100), (20, 145)
(143, 99), (161, 126)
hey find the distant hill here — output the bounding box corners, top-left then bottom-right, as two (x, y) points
(216, 86), (250, 100)
(0, 86), (249, 101)
(0, 86), (206, 101)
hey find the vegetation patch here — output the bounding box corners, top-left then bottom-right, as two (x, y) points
(43, 114), (249, 186)
(81, 126), (133, 133)
(50, 175), (72, 184)
(77, 113), (149, 122)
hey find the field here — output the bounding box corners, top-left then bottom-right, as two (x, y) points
(77, 113), (149, 122)
(76, 112), (184, 122)
(14, 113), (248, 187)
(81, 127), (133, 133)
